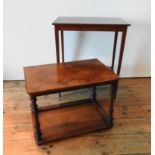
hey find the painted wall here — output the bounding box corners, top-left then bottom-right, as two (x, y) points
(4, 0), (151, 80)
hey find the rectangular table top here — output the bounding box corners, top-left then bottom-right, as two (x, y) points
(24, 59), (118, 96)
(52, 17), (130, 26)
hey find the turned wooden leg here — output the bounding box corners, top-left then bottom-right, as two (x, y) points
(107, 80), (118, 126)
(30, 96), (42, 144)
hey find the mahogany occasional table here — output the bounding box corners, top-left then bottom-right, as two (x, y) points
(24, 17), (130, 145)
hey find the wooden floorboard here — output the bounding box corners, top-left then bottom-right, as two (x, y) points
(3, 78), (151, 155)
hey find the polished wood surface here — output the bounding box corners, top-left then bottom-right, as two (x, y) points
(52, 17), (130, 26)
(4, 78), (151, 155)
(39, 100), (109, 143)
(24, 59), (118, 96)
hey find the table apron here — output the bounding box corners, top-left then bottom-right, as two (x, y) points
(28, 80), (118, 97)
(57, 25), (127, 32)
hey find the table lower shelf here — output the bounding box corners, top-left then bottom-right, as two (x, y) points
(37, 99), (112, 144)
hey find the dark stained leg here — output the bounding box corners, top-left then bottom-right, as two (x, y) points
(30, 96), (42, 144)
(92, 87), (104, 117)
(58, 31), (65, 97)
(61, 30), (64, 63)
(111, 31), (118, 70)
(54, 25), (60, 64)
(92, 87), (109, 125)
(54, 26), (61, 97)
(107, 80), (118, 126)
(113, 80), (118, 99)
(91, 85), (116, 126)
(117, 28), (127, 75)
(115, 28), (127, 99)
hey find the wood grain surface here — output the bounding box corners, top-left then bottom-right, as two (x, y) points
(24, 59), (118, 96)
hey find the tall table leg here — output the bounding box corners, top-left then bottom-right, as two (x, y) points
(54, 26), (62, 97)
(108, 80), (118, 126)
(114, 28), (128, 99)
(61, 30), (64, 63)
(111, 31), (118, 70)
(117, 28), (127, 75)
(58, 31), (65, 97)
(54, 25), (60, 64)
(30, 96), (42, 144)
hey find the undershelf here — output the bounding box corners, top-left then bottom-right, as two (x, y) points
(37, 99), (112, 144)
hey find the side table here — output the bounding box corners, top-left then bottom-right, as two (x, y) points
(24, 59), (118, 144)
(52, 17), (130, 75)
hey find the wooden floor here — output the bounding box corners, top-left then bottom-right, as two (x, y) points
(3, 78), (151, 155)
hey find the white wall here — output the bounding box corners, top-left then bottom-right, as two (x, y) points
(4, 0), (151, 80)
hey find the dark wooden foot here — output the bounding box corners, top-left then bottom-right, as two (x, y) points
(30, 96), (43, 143)
(105, 113), (113, 127)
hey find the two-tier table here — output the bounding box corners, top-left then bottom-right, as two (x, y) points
(24, 17), (130, 145)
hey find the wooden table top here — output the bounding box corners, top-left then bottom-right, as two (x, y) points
(52, 17), (130, 26)
(24, 59), (118, 96)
